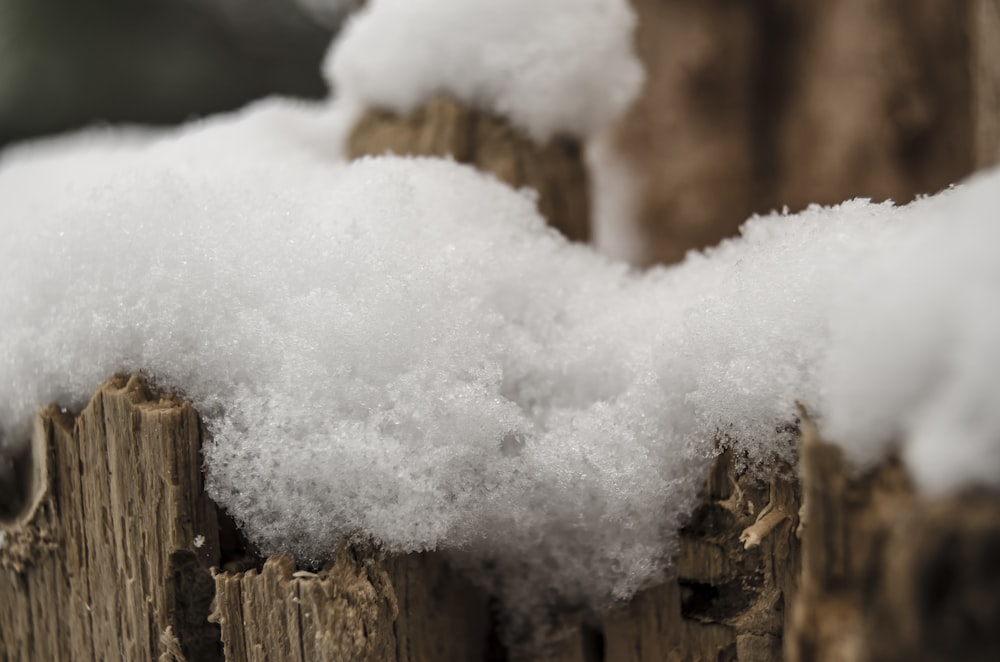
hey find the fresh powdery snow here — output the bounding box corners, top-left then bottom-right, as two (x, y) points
(1, 97), (999, 616)
(324, 0), (645, 141)
(1, 0), (999, 622)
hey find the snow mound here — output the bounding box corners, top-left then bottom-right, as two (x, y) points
(324, 0), (645, 141)
(2, 100), (999, 615)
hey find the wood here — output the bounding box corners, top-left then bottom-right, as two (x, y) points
(4, 384), (1000, 661)
(786, 411), (1000, 662)
(774, 0), (973, 211)
(0, 376), (492, 662)
(612, 0), (760, 265)
(348, 96), (591, 242)
(0, 375), (222, 661)
(974, 0), (1000, 168)
(210, 548), (490, 661)
(549, 449), (801, 662)
(615, 0), (977, 265)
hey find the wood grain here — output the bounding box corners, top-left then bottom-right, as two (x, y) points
(0, 375), (221, 661)
(349, 96), (591, 243)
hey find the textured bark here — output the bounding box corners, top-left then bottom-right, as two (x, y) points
(974, 0), (1000, 168)
(348, 96), (591, 242)
(0, 375), (222, 661)
(549, 449), (801, 662)
(210, 549), (490, 662)
(786, 412), (1000, 662)
(614, 0), (761, 265)
(774, 0), (973, 211)
(617, 0), (977, 265)
(0, 377), (492, 662)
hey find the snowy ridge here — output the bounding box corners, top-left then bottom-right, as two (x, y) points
(2, 98), (999, 614)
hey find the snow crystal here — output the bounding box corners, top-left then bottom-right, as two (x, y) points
(1, 97), (999, 619)
(324, 0), (645, 141)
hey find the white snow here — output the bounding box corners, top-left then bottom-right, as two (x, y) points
(323, 0), (645, 141)
(193, 535), (206, 549)
(1, 97), (999, 616)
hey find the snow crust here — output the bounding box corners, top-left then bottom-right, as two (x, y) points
(2, 98), (999, 614)
(323, 0), (645, 141)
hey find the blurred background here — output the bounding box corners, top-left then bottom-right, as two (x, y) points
(0, 0), (340, 146)
(1, 0), (997, 266)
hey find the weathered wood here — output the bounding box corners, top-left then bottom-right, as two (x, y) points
(0, 377), (493, 662)
(612, 0), (979, 265)
(348, 96), (591, 242)
(549, 448), (801, 662)
(786, 411), (1000, 662)
(774, 0), (973, 211)
(612, 0), (760, 265)
(0, 375), (222, 661)
(209, 548), (491, 662)
(974, 0), (1000, 168)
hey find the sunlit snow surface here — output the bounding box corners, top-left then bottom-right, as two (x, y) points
(1, 99), (999, 613)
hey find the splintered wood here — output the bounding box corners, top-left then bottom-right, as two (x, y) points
(0, 376), (490, 662)
(3, 378), (1000, 661)
(348, 96), (591, 242)
(0, 375), (221, 661)
(786, 413), (1000, 662)
(547, 449), (800, 662)
(210, 549), (490, 661)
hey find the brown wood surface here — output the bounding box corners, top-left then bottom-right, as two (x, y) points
(547, 449), (800, 662)
(786, 411), (1000, 662)
(974, 0), (1000, 168)
(0, 377), (491, 662)
(613, 0), (761, 265)
(615, 0), (978, 265)
(0, 375), (221, 661)
(3, 382), (1000, 661)
(348, 96), (591, 242)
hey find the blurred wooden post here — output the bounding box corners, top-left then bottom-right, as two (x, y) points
(974, 0), (1000, 168)
(611, 0), (761, 265)
(348, 96), (592, 242)
(0, 377), (223, 661)
(0, 377), (493, 661)
(616, 0), (979, 265)
(786, 413), (1000, 662)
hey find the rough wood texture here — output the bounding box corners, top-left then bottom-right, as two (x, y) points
(549, 449), (801, 662)
(4, 384), (1000, 660)
(774, 0), (973, 211)
(615, 0), (977, 265)
(613, 0), (761, 265)
(0, 375), (222, 661)
(210, 549), (491, 661)
(974, 0), (1000, 168)
(0, 377), (493, 662)
(348, 96), (591, 242)
(786, 412), (1000, 662)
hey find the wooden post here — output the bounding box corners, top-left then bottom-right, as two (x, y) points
(0, 377), (493, 661)
(974, 0), (1000, 168)
(610, 0), (761, 265)
(0, 376), (222, 661)
(786, 411), (1000, 662)
(548, 449), (801, 662)
(348, 96), (591, 242)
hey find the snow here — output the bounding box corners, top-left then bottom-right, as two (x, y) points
(1, 96), (999, 616)
(323, 0), (645, 141)
(193, 535), (206, 549)
(1, 0), (999, 620)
